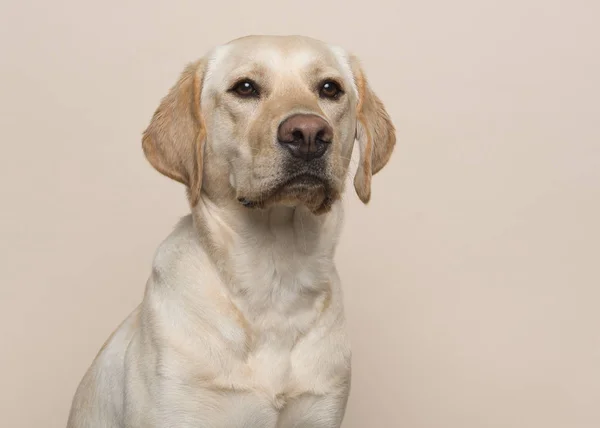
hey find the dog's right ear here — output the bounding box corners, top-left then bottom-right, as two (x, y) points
(142, 59), (207, 206)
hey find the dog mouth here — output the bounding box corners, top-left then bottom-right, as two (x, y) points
(237, 173), (338, 215)
(280, 173), (327, 190)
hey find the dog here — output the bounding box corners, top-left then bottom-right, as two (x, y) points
(67, 35), (396, 428)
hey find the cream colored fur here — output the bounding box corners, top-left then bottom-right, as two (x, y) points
(67, 35), (395, 428)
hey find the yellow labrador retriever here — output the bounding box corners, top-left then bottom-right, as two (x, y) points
(67, 35), (395, 428)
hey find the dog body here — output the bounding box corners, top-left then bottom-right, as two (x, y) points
(67, 35), (395, 428)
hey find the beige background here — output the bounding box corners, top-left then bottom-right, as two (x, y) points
(1, 0), (599, 427)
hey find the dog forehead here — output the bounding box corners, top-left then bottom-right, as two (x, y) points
(202, 36), (356, 95)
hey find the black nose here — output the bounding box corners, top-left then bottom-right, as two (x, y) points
(277, 114), (333, 161)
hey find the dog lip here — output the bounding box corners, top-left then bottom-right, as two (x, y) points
(282, 173), (327, 186)
(237, 197), (259, 208)
(236, 173), (330, 209)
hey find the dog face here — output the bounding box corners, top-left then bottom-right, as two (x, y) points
(143, 35), (395, 214)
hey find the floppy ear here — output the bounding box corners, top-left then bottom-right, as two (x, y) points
(350, 56), (396, 203)
(142, 59), (207, 206)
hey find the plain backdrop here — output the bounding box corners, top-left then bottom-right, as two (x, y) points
(1, 1), (599, 427)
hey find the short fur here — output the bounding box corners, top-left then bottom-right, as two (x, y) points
(67, 35), (396, 428)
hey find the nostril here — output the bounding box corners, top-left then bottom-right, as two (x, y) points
(315, 129), (329, 143)
(291, 130), (304, 142)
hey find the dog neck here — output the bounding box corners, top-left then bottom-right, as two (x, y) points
(191, 194), (343, 316)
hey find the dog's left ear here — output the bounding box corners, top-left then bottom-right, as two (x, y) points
(350, 55), (396, 203)
(142, 59), (207, 206)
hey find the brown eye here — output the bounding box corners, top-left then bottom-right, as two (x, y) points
(230, 79), (259, 98)
(319, 80), (343, 99)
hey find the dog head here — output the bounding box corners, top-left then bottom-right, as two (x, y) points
(142, 35), (395, 215)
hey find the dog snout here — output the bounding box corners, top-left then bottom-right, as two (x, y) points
(277, 114), (333, 161)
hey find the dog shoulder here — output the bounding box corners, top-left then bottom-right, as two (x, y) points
(149, 215), (206, 284)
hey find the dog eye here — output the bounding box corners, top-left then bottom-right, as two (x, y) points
(230, 79), (259, 98)
(319, 80), (343, 99)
